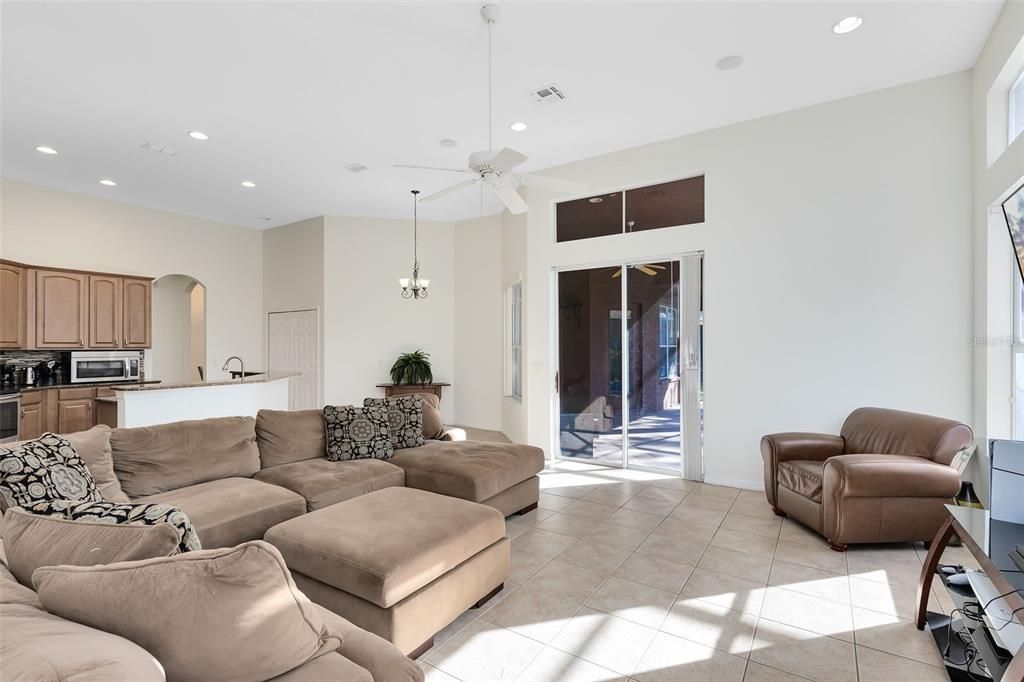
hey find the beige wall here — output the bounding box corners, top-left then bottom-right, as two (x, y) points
(0, 179), (264, 382)
(454, 214), (503, 431)
(322, 215), (458, 424)
(523, 72), (974, 487)
(263, 216), (325, 405)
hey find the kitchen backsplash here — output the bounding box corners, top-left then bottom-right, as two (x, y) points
(0, 350), (64, 366)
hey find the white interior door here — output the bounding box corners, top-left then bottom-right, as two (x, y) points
(268, 309), (320, 410)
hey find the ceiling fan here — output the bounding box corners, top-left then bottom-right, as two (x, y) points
(394, 5), (586, 214)
(610, 264), (667, 278)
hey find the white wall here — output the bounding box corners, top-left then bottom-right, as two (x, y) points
(522, 72), (974, 488)
(322, 215), (457, 424)
(0, 179), (264, 382)
(454, 214), (503, 431)
(971, 0), (1024, 502)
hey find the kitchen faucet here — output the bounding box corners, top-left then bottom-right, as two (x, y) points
(222, 356), (245, 382)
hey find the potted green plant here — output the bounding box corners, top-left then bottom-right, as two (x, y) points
(390, 350), (433, 385)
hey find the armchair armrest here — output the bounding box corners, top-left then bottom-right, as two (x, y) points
(439, 427), (467, 442)
(761, 433), (844, 508)
(823, 454), (961, 499)
(317, 608), (424, 682)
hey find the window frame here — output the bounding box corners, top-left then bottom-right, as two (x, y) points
(658, 304), (679, 380)
(504, 281), (523, 401)
(1012, 266), (1024, 440)
(1009, 66), (1024, 145)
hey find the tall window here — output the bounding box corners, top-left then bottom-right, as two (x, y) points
(1010, 67), (1024, 144)
(658, 305), (678, 379)
(505, 282), (523, 400)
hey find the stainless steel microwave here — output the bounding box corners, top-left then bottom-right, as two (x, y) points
(70, 351), (141, 384)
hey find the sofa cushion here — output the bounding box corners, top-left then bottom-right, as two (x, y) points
(0, 432), (103, 510)
(324, 405), (394, 462)
(137, 477), (305, 548)
(4, 505), (189, 586)
(419, 393), (445, 440)
(255, 458), (405, 512)
(0, 556), (165, 681)
(257, 409), (327, 468)
(265, 487), (506, 608)
(67, 425), (131, 503)
(778, 460), (824, 503)
(364, 395), (425, 449)
(389, 440), (545, 503)
(111, 416), (260, 499)
(33, 541), (341, 682)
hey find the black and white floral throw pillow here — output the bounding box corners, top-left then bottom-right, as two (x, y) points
(23, 499), (202, 553)
(0, 433), (103, 510)
(363, 395), (425, 449)
(323, 405), (394, 461)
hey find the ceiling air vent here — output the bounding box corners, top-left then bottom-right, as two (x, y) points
(345, 163), (368, 173)
(140, 142), (178, 157)
(528, 84), (566, 103)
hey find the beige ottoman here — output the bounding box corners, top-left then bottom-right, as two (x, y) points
(264, 487), (509, 657)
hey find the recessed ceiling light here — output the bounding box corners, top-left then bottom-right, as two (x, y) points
(187, 130), (209, 141)
(509, 121), (528, 132)
(241, 180), (256, 188)
(589, 197), (604, 204)
(832, 16), (863, 34)
(35, 146), (58, 155)
(99, 179), (117, 186)
(440, 138), (459, 148)
(715, 55), (744, 71)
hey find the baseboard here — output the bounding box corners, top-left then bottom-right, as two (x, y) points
(702, 475), (762, 491)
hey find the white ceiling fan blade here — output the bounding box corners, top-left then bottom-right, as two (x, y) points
(491, 181), (528, 214)
(394, 164), (470, 174)
(420, 179), (479, 203)
(490, 147), (528, 173)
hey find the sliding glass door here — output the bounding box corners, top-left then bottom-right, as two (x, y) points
(556, 255), (703, 478)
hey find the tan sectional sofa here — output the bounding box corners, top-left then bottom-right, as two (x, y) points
(1, 408), (544, 679)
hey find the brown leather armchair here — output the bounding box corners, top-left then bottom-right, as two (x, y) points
(761, 407), (973, 551)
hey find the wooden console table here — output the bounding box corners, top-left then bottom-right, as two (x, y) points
(376, 383), (450, 401)
(917, 505), (1024, 681)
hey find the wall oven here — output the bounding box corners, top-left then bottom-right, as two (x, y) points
(0, 392), (19, 443)
(70, 351), (141, 384)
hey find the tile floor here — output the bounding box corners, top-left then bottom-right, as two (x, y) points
(419, 460), (971, 682)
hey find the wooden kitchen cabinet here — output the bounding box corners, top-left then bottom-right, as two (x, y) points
(122, 278), (152, 348)
(34, 269), (88, 348)
(57, 397), (94, 434)
(18, 392), (44, 441)
(0, 263), (27, 349)
(88, 275), (122, 348)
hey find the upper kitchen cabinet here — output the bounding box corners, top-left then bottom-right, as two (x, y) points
(0, 262), (27, 348)
(122, 278), (152, 348)
(34, 269), (88, 348)
(88, 275), (122, 348)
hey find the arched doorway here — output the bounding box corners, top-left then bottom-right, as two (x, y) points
(151, 274), (207, 383)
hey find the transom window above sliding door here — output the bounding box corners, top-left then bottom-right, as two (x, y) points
(555, 175), (705, 243)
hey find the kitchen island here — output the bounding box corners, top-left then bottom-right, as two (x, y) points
(111, 373), (294, 428)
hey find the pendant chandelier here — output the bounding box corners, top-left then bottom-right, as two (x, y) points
(399, 189), (430, 299)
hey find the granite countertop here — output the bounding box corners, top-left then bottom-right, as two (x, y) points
(16, 379), (162, 393)
(113, 372), (299, 392)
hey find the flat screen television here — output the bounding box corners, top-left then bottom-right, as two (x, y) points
(1003, 181), (1024, 283)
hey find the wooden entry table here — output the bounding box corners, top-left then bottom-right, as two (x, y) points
(916, 505), (1024, 681)
(376, 383), (450, 402)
